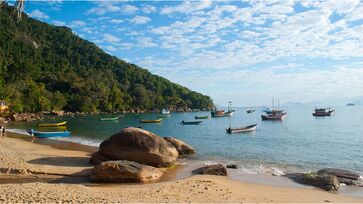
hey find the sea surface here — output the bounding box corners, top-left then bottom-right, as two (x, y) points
(6, 105), (363, 176)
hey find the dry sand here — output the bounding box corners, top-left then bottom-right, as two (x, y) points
(0, 133), (362, 203)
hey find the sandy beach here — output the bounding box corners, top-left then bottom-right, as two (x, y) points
(0, 132), (362, 203)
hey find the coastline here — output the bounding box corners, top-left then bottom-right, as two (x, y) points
(1, 131), (362, 202)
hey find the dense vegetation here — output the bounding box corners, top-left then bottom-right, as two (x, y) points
(0, 4), (213, 113)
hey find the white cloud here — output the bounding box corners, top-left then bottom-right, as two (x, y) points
(51, 20), (65, 26)
(137, 37), (157, 48)
(110, 19), (124, 24)
(122, 4), (138, 14)
(70, 20), (86, 27)
(142, 4), (157, 14)
(130, 15), (150, 24)
(103, 34), (121, 43)
(29, 9), (49, 20)
(160, 0), (212, 15)
(86, 2), (121, 15)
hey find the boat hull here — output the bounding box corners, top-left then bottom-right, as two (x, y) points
(27, 129), (71, 138)
(226, 124), (257, 134)
(37, 121), (67, 127)
(140, 119), (162, 123)
(261, 114), (286, 120)
(312, 111), (334, 117)
(195, 115), (210, 119)
(100, 117), (119, 121)
(181, 121), (202, 125)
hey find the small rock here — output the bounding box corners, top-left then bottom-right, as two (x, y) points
(192, 164), (227, 176)
(226, 164), (238, 169)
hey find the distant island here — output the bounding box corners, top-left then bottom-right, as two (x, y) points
(0, 4), (213, 113)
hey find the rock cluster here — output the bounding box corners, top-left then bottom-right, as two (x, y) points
(10, 113), (43, 122)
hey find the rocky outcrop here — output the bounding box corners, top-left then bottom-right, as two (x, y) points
(89, 127), (179, 167)
(163, 137), (196, 155)
(285, 173), (340, 191)
(317, 168), (361, 186)
(192, 164), (227, 176)
(90, 160), (163, 183)
(10, 113), (42, 122)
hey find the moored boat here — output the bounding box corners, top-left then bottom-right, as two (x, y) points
(181, 120), (202, 125)
(140, 118), (162, 123)
(312, 108), (334, 116)
(211, 101), (234, 117)
(100, 116), (120, 121)
(226, 124), (257, 134)
(27, 129), (71, 138)
(246, 109), (255, 113)
(161, 108), (171, 114)
(37, 121), (67, 127)
(194, 115), (210, 119)
(261, 110), (286, 120)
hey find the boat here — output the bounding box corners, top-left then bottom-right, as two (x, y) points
(211, 101), (234, 117)
(161, 108), (171, 114)
(312, 108), (334, 116)
(140, 118), (162, 123)
(37, 121), (67, 127)
(261, 98), (286, 120)
(180, 120), (202, 125)
(194, 115), (210, 119)
(226, 124), (257, 134)
(27, 129), (71, 138)
(246, 108), (255, 113)
(347, 103), (355, 106)
(100, 116), (119, 121)
(261, 110), (287, 120)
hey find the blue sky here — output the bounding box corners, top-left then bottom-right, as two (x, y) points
(20, 0), (363, 106)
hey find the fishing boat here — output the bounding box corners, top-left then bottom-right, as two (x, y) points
(312, 108), (335, 116)
(261, 98), (286, 120)
(37, 121), (67, 127)
(161, 108), (171, 114)
(261, 110), (287, 120)
(194, 115), (210, 119)
(140, 118), (162, 123)
(211, 101), (234, 117)
(27, 129), (71, 138)
(100, 116), (119, 121)
(180, 120), (202, 125)
(226, 124), (257, 134)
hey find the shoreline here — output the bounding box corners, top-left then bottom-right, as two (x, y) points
(1, 131), (363, 202)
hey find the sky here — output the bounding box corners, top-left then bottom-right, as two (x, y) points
(18, 0), (363, 106)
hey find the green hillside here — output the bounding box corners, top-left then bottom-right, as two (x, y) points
(0, 4), (213, 113)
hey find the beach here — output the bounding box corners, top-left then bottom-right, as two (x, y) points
(0, 132), (362, 203)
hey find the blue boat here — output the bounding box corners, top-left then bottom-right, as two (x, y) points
(27, 129), (71, 138)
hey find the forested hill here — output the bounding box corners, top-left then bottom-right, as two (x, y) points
(0, 4), (213, 113)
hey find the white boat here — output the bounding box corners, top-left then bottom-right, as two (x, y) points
(226, 124), (257, 134)
(161, 108), (170, 114)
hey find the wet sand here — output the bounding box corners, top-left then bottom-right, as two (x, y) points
(0, 132), (362, 203)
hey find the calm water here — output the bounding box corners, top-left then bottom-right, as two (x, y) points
(7, 105), (363, 175)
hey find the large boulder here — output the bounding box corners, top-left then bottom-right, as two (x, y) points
(163, 137), (196, 155)
(317, 168), (361, 185)
(90, 127), (179, 167)
(90, 160), (163, 183)
(285, 173), (340, 191)
(192, 164), (227, 176)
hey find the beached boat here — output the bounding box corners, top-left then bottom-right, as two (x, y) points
(181, 120), (202, 125)
(312, 108), (334, 116)
(140, 118), (162, 123)
(261, 110), (286, 120)
(195, 115), (210, 119)
(100, 116), (119, 121)
(37, 121), (67, 127)
(27, 129), (71, 138)
(161, 108), (171, 114)
(226, 124), (257, 134)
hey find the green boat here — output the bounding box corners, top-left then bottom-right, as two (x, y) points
(194, 115), (210, 119)
(100, 116), (120, 121)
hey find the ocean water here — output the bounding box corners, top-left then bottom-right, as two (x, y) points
(6, 105), (363, 175)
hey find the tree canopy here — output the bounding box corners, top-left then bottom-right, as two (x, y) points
(0, 4), (213, 113)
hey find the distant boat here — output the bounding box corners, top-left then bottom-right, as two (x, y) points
(347, 103), (355, 106)
(140, 118), (162, 123)
(226, 124), (257, 134)
(246, 108), (255, 113)
(157, 114), (171, 118)
(211, 101), (234, 117)
(37, 121), (67, 127)
(27, 129), (71, 138)
(195, 115), (210, 119)
(312, 108), (334, 116)
(181, 120), (202, 125)
(100, 116), (119, 121)
(161, 109), (171, 114)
